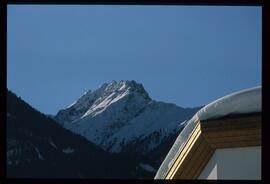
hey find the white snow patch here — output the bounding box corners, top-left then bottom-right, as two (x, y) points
(32, 144), (44, 160)
(62, 147), (74, 154)
(66, 90), (92, 109)
(119, 82), (126, 90)
(49, 140), (57, 149)
(139, 163), (156, 172)
(66, 101), (77, 108)
(110, 90), (130, 104)
(179, 120), (187, 127)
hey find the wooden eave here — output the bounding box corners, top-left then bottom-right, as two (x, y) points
(165, 113), (261, 179)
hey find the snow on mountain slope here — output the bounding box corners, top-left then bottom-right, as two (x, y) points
(56, 80), (150, 124)
(54, 80), (199, 153)
(138, 163), (156, 173)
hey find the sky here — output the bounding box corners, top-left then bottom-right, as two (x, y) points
(7, 5), (261, 115)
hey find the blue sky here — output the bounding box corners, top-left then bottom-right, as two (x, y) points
(7, 5), (261, 115)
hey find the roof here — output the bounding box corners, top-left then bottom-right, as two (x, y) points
(154, 86), (261, 179)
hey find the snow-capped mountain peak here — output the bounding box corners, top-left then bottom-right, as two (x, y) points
(96, 80), (150, 99)
(55, 80), (151, 125)
(54, 80), (200, 154)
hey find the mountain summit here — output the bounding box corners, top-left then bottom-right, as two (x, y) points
(55, 80), (151, 125)
(55, 80), (200, 155)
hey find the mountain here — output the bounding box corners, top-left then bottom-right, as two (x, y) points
(54, 80), (201, 166)
(7, 90), (152, 178)
(7, 80), (201, 178)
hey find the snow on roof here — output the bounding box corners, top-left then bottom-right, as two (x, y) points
(154, 86), (261, 179)
(197, 86), (261, 121)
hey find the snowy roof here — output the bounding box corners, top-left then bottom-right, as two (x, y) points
(154, 86), (261, 179)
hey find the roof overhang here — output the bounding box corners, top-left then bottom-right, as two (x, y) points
(164, 113), (261, 179)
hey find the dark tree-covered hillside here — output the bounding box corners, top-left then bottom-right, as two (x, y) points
(7, 90), (151, 178)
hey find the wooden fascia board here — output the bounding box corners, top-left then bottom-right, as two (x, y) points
(165, 113), (261, 179)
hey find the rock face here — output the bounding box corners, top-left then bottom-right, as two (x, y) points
(55, 80), (201, 155)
